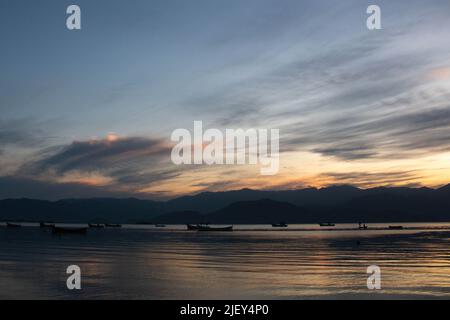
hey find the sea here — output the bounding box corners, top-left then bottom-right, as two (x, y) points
(1, 222), (449, 299)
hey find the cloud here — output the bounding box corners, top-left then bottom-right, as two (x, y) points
(282, 101), (450, 160)
(190, 179), (243, 193)
(312, 145), (378, 160)
(0, 118), (50, 148)
(2, 1), (450, 198)
(10, 135), (183, 198)
(24, 135), (172, 176)
(173, 7), (450, 163)
(318, 170), (423, 188)
(176, 22), (450, 163)
(427, 67), (450, 80)
(112, 169), (182, 187)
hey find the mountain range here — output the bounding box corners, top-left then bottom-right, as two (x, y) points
(1, 185), (450, 223)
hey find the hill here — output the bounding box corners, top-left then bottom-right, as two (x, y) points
(2, 185), (450, 223)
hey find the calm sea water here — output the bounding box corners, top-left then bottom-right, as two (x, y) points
(1, 223), (450, 299)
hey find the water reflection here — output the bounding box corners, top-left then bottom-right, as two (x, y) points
(0, 226), (449, 299)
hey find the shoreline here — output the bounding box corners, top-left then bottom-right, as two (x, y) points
(2, 223), (450, 232)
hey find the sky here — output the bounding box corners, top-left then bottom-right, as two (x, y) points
(1, 0), (450, 200)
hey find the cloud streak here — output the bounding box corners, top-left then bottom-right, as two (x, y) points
(10, 135), (182, 198)
(2, 1), (450, 198)
(24, 135), (171, 175)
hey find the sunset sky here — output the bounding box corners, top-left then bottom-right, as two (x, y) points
(1, 0), (450, 200)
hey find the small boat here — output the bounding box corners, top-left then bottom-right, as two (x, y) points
(319, 223), (335, 227)
(40, 222), (55, 228)
(154, 224), (166, 228)
(105, 224), (122, 228)
(272, 222), (288, 227)
(187, 222), (213, 230)
(187, 224), (200, 231)
(6, 222), (21, 228)
(197, 225), (233, 232)
(389, 225), (404, 230)
(88, 223), (105, 228)
(187, 223), (212, 231)
(358, 222), (368, 230)
(52, 226), (88, 235)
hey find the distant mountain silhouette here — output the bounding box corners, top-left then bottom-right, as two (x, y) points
(164, 185), (363, 213)
(1, 185), (450, 223)
(207, 199), (308, 224)
(437, 183), (450, 193)
(0, 198), (164, 223)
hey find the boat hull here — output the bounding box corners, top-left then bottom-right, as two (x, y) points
(389, 226), (404, 230)
(197, 226), (233, 232)
(52, 226), (88, 235)
(40, 222), (55, 228)
(88, 224), (105, 228)
(6, 223), (21, 228)
(319, 223), (335, 227)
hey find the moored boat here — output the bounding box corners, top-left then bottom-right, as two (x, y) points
(389, 225), (404, 230)
(358, 222), (368, 230)
(105, 224), (122, 228)
(6, 222), (21, 228)
(40, 222), (55, 228)
(319, 223), (335, 227)
(52, 226), (88, 234)
(88, 223), (105, 228)
(197, 225), (233, 232)
(272, 222), (288, 227)
(187, 224), (199, 230)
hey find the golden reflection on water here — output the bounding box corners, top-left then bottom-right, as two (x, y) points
(0, 227), (449, 299)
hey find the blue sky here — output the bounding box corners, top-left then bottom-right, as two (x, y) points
(1, 0), (450, 199)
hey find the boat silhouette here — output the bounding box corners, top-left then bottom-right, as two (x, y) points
(40, 222), (55, 228)
(272, 222), (288, 227)
(187, 224), (199, 230)
(88, 223), (105, 228)
(6, 222), (21, 228)
(319, 223), (335, 227)
(52, 226), (88, 235)
(105, 224), (122, 228)
(198, 225), (233, 232)
(358, 222), (368, 230)
(389, 225), (404, 230)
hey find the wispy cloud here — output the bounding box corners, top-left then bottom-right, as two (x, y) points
(0, 118), (52, 148)
(11, 135), (181, 197)
(317, 170), (424, 188)
(2, 0), (450, 199)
